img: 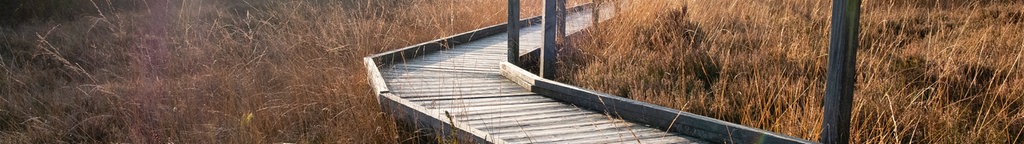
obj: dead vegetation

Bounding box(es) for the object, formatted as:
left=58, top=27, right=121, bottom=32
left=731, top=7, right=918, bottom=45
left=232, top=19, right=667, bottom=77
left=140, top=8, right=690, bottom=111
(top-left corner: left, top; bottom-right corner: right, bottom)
left=566, top=0, right=1023, bottom=143
left=0, top=0, right=559, bottom=143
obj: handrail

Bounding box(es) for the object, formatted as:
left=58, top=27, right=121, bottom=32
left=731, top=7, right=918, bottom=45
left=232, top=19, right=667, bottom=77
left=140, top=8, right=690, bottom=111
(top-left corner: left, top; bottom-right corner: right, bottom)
left=364, top=3, right=594, bottom=143
left=503, top=0, right=862, bottom=143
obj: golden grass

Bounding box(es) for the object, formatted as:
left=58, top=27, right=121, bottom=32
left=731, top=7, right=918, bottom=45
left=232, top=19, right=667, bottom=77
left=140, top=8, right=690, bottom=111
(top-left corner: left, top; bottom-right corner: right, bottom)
left=0, top=0, right=572, bottom=143
left=567, top=0, right=1023, bottom=143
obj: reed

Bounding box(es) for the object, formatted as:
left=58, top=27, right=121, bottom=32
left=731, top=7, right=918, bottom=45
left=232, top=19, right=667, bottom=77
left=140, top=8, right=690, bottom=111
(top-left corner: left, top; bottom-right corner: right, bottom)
left=0, top=0, right=570, bottom=143
left=566, top=0, right=1023, bottom=143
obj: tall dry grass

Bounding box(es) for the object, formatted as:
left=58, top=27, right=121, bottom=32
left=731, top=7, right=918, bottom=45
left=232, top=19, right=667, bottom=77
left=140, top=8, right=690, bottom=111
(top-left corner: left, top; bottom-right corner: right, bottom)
left=566, top=0, right=1023, bottom=143
left=0, top=0, right=559, bottom=143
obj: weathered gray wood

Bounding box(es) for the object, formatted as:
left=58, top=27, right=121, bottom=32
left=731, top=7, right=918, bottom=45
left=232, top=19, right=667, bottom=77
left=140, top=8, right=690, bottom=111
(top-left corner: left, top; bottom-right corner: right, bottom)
left=364, top=57, right=389, bottom=94
left=557, top=0, right=567, bottom=40
left=366, top=3, right=726, bottom=143
left=822, top=0, right=862, bottom=143
left=377, top=93, right=509, bottom=144
left=533, top=78, right=814, bottom=144
left=496, top=59, right=814, bottom=144
left=592, top=0, right=600, bottom=30
left=507, top=0, right=520, bottom=63
left=499, top=62, right=539, bottom=91
left=541, top=0, right=558, bottom=79
left=372, top=16, right=545, bottom=66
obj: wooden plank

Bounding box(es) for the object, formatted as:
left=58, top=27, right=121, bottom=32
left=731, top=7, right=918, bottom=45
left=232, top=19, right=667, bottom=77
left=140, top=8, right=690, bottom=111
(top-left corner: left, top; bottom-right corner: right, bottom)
left=391, top=83, right=520, bottom=91
left=385, top=67, right=499, bottom=75
left=389, top=86, right=527, bottom=95
left=385, top=79, right=511, bottom=86
left=448, top=102, right=572, bottom=117
left=499, top=62, right=539, bottom=91
left=369, top=3, right=733, bottom=144
left=526, top=125, right=663, bottom=143
left=486, top=119, right=616, bottom=136
left=404, top=92, right=538, bottom=102
left=372, top=16, right=545, bottom=66
left=390, top=64, right=499, bottom=72
left=455, top=107, right=579, bottom=122
left=530, top=79, right=814, bottom=144
left=498, top=57, right=814, bottom=143
left=471, top=113, right=604, bottom=130
left=418, top=98, right=557, bottom=110
left=377, top=93, right=508, bottom=143
left=364, top=57, right=389, bottom=94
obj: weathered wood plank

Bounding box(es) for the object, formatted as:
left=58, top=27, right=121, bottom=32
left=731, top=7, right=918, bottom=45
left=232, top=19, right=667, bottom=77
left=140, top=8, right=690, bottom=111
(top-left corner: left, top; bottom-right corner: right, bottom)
left=499, top=62, right=540, bottom=91
left=372, top=16, right=545, bottom=66
left=497, top=62, right=814, bottom=143
left=486, top=119, right=617, bottom=136
left=364, top=57, right=389, bottom=94
left=456, top=107, right=580, bottom=122
left=449, top=103, right=572, bottom=117
left=404, top=92, right=538, bottom=102
left=365, top=3, right=739, bottom=144
left=377, top=93, right=508, bottom=143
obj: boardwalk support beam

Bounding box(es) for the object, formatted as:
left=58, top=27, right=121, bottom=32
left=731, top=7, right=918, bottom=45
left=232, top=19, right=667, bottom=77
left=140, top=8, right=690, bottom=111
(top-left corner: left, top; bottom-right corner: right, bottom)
left=541, top=0, right=565, bottom=79
left=822, top=0, right=861, bottom=143
left=507, top=0, right=519, bottom=63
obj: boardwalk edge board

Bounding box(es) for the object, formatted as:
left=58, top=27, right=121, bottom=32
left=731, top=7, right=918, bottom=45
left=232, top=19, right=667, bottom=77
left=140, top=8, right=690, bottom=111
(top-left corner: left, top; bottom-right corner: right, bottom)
left=368, top=16, right=540, bottom=67
left=497, top=62, right=817, bottom=144
left=370, top=3, right=595, bottom=67
left=378, top=93, right=510, bottom=144
left=363, top=3, right=594, bottom=143
left=364, top=57, right=389, bottom=94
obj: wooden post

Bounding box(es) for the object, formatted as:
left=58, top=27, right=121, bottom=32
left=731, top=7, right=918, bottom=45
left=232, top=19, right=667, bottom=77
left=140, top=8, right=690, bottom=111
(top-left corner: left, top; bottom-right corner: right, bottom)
left=508, top=0, right=520, bottom=63
left=821, top=0, right=861, bottom=143
left=556, top=0, right=567, bottom=40
left=541, top=0, right=559, bottom=79
left=592, top=0, right=599, bottom=30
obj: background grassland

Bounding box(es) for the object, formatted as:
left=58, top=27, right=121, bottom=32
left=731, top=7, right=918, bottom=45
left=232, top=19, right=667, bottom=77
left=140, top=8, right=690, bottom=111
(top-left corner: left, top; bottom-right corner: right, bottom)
left=566, top=0, right=1023, bottom=143
left=0, top=0, right=578, bottom=143
left=2, top=0, right=1021, bottom=143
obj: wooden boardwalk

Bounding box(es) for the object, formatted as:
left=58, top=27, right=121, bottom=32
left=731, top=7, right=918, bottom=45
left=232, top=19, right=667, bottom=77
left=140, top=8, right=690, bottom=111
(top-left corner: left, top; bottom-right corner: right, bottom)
left=365, top=3, right=813, bottom=144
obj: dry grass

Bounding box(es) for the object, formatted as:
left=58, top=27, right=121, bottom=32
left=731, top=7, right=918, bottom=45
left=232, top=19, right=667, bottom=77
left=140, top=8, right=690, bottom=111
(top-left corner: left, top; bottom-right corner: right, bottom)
left=566, top=0, right=1024, bottom=143
left=0, top=0, right=561, bottom=143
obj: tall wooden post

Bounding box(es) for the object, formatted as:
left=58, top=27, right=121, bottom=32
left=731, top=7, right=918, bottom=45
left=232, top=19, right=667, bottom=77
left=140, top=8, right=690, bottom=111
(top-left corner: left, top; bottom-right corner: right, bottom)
left=556, top=0, right=567, bottom=40
left=592, top=0, right=599, bottom=30
left=508, top=0, right=520, bottom=63
left=541, top=0, right=561, bottom=79
left=821, top=0, right=861, bottom=143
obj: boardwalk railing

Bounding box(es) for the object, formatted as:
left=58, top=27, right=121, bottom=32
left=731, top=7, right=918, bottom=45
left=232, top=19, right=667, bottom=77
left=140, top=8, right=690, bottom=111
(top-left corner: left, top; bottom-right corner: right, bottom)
left=364, top=10, right=549, bottom=144
left=500, top=62, right=811, bottom=143
left=363, top=1, right=828, bottom=143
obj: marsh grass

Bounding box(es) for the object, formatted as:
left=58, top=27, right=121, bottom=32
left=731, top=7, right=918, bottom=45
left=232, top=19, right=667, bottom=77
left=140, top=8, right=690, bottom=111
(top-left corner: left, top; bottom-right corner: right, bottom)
left=566, top=0, right=1024, bottom=143
left=0, top=0, right=560, bottom=143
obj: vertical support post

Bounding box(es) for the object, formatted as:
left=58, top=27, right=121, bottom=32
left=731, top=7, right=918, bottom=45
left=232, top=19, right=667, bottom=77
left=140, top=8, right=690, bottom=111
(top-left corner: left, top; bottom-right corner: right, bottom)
left=821, top=0, right=861, bottom=143
left=592, top=0, right=600, bottom=30
left=507, top=0, right=520, bottom=63
left=541, top=0, right=559, bottom=79
left=556, top=0, right=567, bottom=40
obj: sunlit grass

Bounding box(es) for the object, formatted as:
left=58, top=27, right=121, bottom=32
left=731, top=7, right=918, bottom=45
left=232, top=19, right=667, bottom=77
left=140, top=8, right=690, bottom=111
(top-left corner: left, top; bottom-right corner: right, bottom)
left=566, top=0, right=1023, bottom=143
